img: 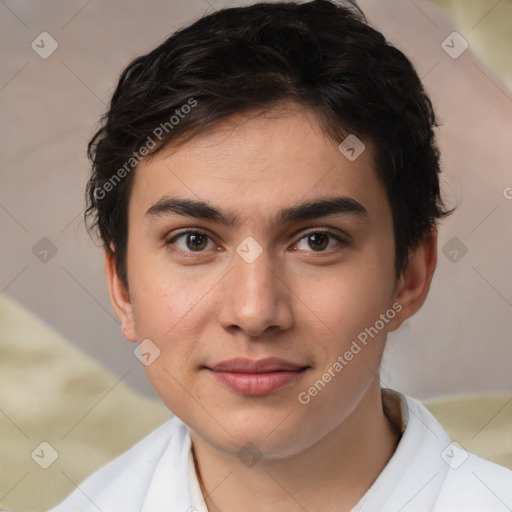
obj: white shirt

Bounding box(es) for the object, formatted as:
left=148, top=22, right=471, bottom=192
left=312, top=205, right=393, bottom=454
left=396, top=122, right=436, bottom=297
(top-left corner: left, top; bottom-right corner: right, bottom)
left=47, top=390, right=512, bottom=512
left=187, top=441, right=369, bottom=511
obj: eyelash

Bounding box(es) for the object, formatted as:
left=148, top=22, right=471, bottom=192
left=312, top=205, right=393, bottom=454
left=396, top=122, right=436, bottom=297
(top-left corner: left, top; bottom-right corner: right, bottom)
left=165, top=228, right=348, bottom=256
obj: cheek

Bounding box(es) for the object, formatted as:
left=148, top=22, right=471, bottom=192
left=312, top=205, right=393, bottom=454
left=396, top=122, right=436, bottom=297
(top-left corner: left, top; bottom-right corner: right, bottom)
left=298, top=255, right=394, bottom=347
left=128, top=266, right=208, bottom=411
left=126, top=269, right=206, bottom=394
left=293, top=263, right=394, bottom=421
left=128, top=245, right=210, bottom=336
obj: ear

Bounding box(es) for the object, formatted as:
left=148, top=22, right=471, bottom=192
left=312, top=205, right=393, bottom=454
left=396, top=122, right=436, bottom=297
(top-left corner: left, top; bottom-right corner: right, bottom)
left=104, top=250, right=137, bottom=342
left=388, top=227, right=437, bottom=332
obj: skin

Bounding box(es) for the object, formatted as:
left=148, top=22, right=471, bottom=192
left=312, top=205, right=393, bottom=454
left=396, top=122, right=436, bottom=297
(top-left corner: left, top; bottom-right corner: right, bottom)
left=105, top=105, right=437, bottom=512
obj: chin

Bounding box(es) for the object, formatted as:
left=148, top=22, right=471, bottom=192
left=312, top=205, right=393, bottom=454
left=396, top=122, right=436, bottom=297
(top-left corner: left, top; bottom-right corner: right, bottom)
left=190, top=409, right=313, bottom=460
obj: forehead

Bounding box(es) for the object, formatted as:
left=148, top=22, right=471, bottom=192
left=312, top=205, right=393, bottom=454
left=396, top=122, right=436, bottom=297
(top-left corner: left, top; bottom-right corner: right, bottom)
left=128, top=108, right=390, bottom=228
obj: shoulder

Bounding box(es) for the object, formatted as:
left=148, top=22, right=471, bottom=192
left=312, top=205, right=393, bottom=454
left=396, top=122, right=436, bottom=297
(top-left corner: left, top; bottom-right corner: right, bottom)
left=47, top=415, right=187, bottom=512
left=402, top=394, right=512, bottom=511
left=433, top=452, right=512, bottom=511
left=382, top=391, right=512, bottom=511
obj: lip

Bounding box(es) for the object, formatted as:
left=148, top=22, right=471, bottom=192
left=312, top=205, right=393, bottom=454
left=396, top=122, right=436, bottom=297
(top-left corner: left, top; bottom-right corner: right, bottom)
left=209, top=357, right=305, bottom=373
left=206, top=357, right=309, bottom=396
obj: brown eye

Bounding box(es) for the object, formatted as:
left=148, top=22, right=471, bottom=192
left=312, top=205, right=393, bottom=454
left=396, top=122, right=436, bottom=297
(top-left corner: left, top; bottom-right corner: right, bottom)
left=186, top=232, right=208, bottom=251
left=166, top=230, right=214, bottom=253
left=294, top=230, right=346, bottom=253
left=308, top=233, right=329, bottom=251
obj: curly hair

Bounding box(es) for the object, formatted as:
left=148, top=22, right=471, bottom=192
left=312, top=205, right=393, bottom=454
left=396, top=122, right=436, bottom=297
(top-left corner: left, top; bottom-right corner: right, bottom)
left=85, top=0, right=452, bottom=288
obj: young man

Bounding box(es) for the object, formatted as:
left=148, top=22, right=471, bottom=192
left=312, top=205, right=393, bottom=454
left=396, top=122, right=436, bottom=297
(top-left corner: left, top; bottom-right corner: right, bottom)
left=49, top=1, right=512, bottom=511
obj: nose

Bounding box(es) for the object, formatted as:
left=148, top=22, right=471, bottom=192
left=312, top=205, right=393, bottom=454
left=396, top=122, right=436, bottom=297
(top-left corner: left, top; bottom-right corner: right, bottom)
left=217, top=245, right=294, bottom=338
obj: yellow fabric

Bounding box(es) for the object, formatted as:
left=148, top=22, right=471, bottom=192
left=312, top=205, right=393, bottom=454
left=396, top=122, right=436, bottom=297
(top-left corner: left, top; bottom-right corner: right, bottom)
left=0, top=294, right=170, bottom=512
left=430, top=0, right=512, bottom=90
left=424, top=393, right=512, bottom=470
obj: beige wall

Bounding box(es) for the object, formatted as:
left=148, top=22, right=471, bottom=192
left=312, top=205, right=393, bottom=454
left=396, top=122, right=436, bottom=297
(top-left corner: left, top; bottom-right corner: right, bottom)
left=1, top=0, right=511, bottom=400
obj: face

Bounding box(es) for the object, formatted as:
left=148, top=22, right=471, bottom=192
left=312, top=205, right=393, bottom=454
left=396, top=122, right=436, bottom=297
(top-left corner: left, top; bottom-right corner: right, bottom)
left=106, top=106, right=433, bottom=460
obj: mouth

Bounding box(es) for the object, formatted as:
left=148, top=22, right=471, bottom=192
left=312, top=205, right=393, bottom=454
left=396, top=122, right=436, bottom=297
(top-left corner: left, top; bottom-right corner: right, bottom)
left=205, top=357, right=310, bottom=396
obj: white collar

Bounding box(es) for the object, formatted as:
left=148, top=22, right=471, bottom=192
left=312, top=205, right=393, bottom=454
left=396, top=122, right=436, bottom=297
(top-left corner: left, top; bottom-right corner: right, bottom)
left=359, top=389, right=451, bottom=511
left=184, top=389, right=437, bottom=512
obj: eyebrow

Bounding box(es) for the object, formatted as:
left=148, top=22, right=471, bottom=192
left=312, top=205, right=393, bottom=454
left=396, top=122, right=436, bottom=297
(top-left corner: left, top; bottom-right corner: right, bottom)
left=145, top=195, right=368, bottom=227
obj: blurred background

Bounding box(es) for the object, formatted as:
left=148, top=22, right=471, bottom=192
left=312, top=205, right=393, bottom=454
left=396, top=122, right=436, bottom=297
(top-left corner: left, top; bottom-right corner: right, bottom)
left=1, top=1, right=512, bottom=510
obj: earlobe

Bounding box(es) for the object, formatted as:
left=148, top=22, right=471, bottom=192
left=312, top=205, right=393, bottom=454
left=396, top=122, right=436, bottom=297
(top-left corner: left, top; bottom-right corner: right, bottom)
left=104, top=250, right=137, bottom=342
left=388, top=228, right=438, bottom=332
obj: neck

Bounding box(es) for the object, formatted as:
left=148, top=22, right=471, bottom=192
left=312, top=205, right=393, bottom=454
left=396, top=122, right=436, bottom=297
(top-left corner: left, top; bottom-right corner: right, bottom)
left=190, top=385, right=400, bottom=512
